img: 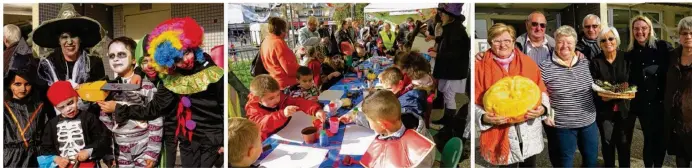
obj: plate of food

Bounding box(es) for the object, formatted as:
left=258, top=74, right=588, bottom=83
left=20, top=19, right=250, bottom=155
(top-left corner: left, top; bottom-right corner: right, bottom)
left=592, top=80, right=637, bottom=99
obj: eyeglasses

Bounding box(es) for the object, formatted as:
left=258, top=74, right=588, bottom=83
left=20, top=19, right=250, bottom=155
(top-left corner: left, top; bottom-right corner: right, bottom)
left=531, top=22, right=546, bottom=28
left=491, top=39, right=513, bottom=45
left=680, top=31, right=692, bottom=38
left=584, top=24, right=599, bottom=29
left=600, top=37, right=616, bottom=43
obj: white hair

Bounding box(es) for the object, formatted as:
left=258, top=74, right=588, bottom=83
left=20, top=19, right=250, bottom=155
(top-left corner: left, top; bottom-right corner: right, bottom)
left=3, top=24, right=21, bottom=46
left=598, top=26, right=621, bottom=48
left=678, top=16, right=692, bottom=34
left=554, top=25, right=578, bottom=44
left=582, top=14, right=601, bottom=27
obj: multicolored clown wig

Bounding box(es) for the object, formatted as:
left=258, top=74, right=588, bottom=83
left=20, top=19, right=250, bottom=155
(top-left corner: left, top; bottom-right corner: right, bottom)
left=147, top=17, right=205, bottom=75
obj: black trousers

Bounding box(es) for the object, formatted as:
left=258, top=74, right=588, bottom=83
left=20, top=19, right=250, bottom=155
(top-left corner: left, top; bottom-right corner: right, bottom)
left=179, top=139, right=223, bottom=168
left=638, top=108, right=667, bottom=167
left=598, top=114, right=636, bottom=167
left=160, top=135, right=178, bottom=168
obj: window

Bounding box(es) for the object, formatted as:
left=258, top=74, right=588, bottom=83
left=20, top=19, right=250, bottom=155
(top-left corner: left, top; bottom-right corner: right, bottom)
left=609, top=8, right=662, bottom=49
left=676, top=14, right=688, bottom=26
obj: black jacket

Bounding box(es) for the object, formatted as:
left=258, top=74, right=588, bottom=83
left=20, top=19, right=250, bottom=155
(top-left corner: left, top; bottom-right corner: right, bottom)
left=40, top=110, right=110, bottom=160
left=627, top=40, right=672, bottom=113
left=433, top=16, right=470, bottom=80
left=663, top=47, right=692, bottom=155
left=590, top=51, right=632, bottom=120
left=576, top=35, right=602, bottom=61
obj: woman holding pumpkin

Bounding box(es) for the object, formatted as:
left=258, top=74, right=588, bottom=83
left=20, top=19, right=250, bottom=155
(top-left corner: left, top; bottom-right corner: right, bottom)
left=539, top=25, right=599, bottom=167
left=590, top=26, right=635, bottom=167
left=474, top=23, right=551, bottom=167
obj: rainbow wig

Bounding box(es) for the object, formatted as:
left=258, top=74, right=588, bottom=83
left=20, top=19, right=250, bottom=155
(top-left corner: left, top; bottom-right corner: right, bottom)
left=147, top=17, right=205, bottom=75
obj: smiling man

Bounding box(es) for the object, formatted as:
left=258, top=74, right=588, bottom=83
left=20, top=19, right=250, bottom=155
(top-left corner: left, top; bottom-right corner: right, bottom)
left=576, top=14, right=603, bottom=60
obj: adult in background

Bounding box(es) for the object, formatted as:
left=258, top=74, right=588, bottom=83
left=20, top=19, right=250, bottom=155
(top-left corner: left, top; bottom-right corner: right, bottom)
left=540, top=25, right=598, bottom=167
left=429, top=3, right=471, bottom=127
left=4, top=24, right=33, bottom=75
left=625, top=15, right=673, bottom=167
left=261, top=17, right=300, bottom=89
left=336, top=19, right=354, bottom=52
left=590, top=26, right=634, bottom=167
left=379, top=23, right=397, bottom=55
left=665, top=16, right=692, bottom=167
left=298, top=16, right=320, bottom=47
left=576, top=14, right=603, bottom=61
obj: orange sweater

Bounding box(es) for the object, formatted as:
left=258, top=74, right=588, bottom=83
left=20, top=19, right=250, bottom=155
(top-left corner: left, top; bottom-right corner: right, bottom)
left=261, top=34, right=299, bottom=89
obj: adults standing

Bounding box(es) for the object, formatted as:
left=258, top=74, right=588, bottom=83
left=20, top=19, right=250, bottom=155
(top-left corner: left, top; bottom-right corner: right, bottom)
left=336, top=20, right=354, bottom=51
left=4, top=24, right=33, bottom=76
left=576, top=14, right=603, bottom=60
left=429, top=3, right=470, bottom=126
left=540, top=25, right=599, bottom=167
left=379, top=23, right=397, bottom=54
left=261, top=17, right=300, bottom=89
left=590, top=26, right=635, bottom=167
left=397, top=17, right=415, bottom=46
left=665, top=16, right=692, bottom=167
left=351, top=20, right=361, bottom=42
left=625, top=15, right=673, bottom=167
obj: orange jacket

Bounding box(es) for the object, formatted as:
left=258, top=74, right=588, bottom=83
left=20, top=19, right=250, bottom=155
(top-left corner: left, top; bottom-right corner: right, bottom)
left=474, top=48, right=546, bottom=106
left=261, top=34, right=299, bottom=89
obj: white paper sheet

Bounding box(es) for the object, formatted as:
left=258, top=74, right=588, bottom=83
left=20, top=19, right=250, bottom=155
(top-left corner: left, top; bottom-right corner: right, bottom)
left=339, top=124, right=377, bottom=155
left=318, top=90, right=344, bottom=101
left=270, top=112, right=313, bottom=143
left=259, top=144, right=329, bottom=168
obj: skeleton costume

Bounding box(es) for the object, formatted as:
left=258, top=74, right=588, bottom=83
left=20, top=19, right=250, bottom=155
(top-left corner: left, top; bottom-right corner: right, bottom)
left=147, top=18, right=224, bottom=167
left=99, top=39, right=163, bottom=167
left=39, top=81, right=110, bottom=167
left=31, top=4, right=106, bottom=115
left=4, top=67, right=54, bottom=167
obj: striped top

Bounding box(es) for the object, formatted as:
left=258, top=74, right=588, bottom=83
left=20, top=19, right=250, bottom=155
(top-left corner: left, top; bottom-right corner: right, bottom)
left=540, top=57, right=597, bottom=128
left=525, top=37, right=552, bottom=65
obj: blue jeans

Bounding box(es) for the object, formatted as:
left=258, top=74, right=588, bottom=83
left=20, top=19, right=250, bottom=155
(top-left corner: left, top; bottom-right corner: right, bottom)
left=551, top=122, right=599, bottom=167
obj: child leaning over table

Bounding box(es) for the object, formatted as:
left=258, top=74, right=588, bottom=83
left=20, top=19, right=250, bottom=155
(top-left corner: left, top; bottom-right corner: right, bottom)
left=228, top=117, right=263, bottom=168
left=39, top=81, right=110, bottom=168
left=245, top=75, right=327, bottom=141
left=356, top=90, right=435, bottom=168
left=320, top=54, right=346, bottom=91
left=283, top=66, right=320, bottom=101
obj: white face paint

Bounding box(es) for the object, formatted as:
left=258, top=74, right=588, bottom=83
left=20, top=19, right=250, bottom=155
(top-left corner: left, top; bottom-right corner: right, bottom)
left=108, top=42, right=133, bottom=75
left=56, top=98, right=78, bottom=118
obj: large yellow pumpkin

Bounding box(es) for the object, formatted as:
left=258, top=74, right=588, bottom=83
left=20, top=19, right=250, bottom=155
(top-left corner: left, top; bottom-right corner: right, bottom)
left=483, top=76, right=541, bottom=118
left=76, top=81, right=108, bottom=102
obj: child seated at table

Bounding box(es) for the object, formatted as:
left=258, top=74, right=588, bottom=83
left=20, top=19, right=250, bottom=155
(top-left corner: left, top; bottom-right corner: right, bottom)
left=304, top=47, right=323, bottom=86
left=228, top=117, right=263, bottom=168
left=358, top=90, right=435, bottom=168
left=39, top=81, right=110, bottom=168
left=284, top=67, right=320, bottom=101
left=245, top=75, right=326, bottom=141
left=351, top=44, right=371, bottom=68
left=320, top=54, right=346, bottom=91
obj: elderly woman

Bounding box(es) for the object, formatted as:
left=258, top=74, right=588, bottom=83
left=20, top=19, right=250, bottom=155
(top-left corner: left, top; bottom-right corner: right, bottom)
left=475, top=23, right=550, bottom=167
left=539, top=25, right=598, bottom=167
left=590, top=26, right=634, bottom=167
left=665, top=16, right=692, bottom=167
left=624, top=15, right=674, bottom=167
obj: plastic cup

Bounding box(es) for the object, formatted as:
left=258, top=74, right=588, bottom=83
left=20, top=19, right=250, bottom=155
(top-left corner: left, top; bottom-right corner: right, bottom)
left=357, top=71, right=362, bottom=79
left=329, top=117, right=339, bottom=134
left=301, top=126, right=318, bottom=144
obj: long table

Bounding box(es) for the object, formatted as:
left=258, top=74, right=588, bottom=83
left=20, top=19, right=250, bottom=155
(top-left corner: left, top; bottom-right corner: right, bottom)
left=257, top=56, right=392, bottom=167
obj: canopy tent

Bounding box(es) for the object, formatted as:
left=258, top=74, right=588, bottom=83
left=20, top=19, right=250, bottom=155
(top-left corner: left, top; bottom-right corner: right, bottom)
left=363, top=3, right=438, bottom=13
left=227, top=3, right=280, bottom=24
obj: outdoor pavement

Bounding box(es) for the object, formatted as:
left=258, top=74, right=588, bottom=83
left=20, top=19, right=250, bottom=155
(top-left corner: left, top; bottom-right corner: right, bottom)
left=474, top=119, right=678, bottom=167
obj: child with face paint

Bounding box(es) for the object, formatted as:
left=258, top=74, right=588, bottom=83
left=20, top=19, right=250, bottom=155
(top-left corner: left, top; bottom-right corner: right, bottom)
left=39, top=81, right=110, bottom=168
left=96, top=36, right=164, bottom=168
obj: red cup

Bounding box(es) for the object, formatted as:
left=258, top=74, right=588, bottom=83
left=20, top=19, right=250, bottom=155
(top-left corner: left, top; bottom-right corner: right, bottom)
left=301, top=126, right=318, bottom=144
left=329, top=117, right=339, bottom=133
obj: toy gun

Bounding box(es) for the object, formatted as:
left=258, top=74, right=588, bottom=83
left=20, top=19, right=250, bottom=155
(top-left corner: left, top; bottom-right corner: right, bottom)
left=76, top=81, right=141, bottom=102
